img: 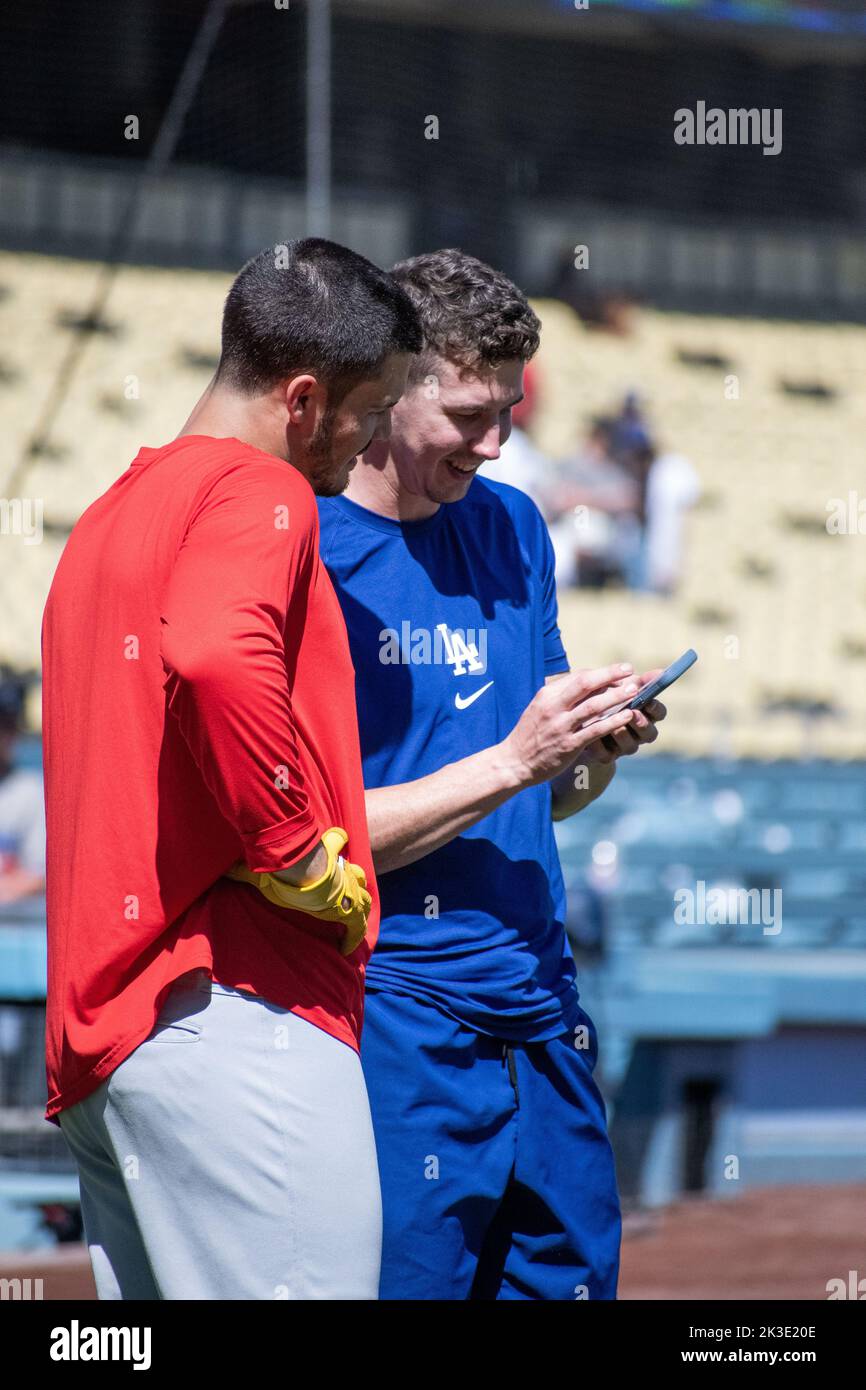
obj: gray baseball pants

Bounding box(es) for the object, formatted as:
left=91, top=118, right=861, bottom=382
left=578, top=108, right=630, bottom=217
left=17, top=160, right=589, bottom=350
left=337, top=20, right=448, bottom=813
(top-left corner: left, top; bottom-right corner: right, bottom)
left=57, top=968, right=382, bottom=1300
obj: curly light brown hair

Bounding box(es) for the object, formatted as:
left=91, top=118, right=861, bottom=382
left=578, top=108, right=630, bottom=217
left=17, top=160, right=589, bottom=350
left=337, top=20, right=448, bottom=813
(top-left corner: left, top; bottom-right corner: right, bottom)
left=390, top=248, right=540, bottom=383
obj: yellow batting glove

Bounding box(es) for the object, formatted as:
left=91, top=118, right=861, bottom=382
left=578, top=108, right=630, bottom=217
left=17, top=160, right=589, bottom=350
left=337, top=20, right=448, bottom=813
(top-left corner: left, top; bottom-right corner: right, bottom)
left=225, top=827, right=371, bottom=956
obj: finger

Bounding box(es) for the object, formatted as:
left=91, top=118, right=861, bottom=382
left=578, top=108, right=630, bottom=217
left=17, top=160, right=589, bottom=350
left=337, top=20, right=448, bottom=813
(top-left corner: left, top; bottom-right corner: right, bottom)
left=623, top=694, right=668, bottom=730
left=609, top=726, right=643, bottom=756
left=626, top=707, right=654, bottom=733
left=633, top=720, right=659, bottom=746
left=600, top=703, right=661, bottom=754
left=554, top=663, right=634, bottom=708
left=639, top=706, right=667, bottom=728
left=573, top=682, right=639, bottom=727
left=614, top=707, right=659, bottom=745
left=574, top=707, right=636, bottom=749
left=641, top=698, right=667, bottom=722
left=580, top=736, right=616, bottom=764
left=605, top=676, right=641, bottom=702
left=347, top=859, right=367, bottom=888
left=621, top=669, right=664, bottom=709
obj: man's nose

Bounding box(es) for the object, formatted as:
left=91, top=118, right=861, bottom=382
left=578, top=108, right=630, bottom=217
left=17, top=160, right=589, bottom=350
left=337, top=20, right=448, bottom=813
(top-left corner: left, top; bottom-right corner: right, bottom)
left=471, top=422, right=503, bottom=461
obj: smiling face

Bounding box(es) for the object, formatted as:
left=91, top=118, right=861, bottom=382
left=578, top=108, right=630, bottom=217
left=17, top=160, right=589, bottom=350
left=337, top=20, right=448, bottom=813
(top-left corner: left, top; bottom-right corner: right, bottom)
left=304, top=351, right=411, bottom=497
left=380, top=355, right=525, bottom=510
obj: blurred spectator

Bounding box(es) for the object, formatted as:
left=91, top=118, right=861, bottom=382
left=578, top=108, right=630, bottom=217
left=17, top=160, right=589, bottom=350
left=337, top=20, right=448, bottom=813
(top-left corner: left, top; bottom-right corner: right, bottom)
left=484, top=368, right=642, bottom=587
left=564, top=418, right=643, bottom=587
left=0, top=668, right=45, bottom=905
left=641, top=447, right=701, bottom=594
left=486, top=376, right=698, bottom=595
left=527, top=415, right=641, bottom=588
left=610, top=390, right=651, bottom=456
left=605, top=394, right=701, bottom=595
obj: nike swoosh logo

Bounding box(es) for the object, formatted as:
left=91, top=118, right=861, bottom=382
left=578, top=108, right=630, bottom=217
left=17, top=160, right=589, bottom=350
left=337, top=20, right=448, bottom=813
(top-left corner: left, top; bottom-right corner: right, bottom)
left=454, top=682, right=494, bottom=710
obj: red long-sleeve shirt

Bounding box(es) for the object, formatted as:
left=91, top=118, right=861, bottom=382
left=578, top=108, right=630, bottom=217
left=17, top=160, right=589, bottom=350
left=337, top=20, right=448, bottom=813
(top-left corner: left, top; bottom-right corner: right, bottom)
left=41, top=435, right=378, bottom=1125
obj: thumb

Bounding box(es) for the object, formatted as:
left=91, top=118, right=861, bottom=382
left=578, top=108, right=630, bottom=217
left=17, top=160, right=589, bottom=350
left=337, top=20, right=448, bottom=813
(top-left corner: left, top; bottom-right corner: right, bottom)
left=321, top=827, right=349, bottom=860
left=345, top=859, right=367, bottom=890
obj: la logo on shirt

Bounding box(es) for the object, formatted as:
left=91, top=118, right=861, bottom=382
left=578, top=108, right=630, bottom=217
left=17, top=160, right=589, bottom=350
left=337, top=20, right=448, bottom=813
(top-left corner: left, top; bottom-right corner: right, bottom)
left=435, top=623, right=486, bottom=676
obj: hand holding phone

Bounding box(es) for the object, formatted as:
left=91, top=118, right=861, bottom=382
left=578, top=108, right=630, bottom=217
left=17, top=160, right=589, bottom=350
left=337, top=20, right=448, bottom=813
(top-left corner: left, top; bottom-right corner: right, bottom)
left=583, top=648, right=698, bottom=729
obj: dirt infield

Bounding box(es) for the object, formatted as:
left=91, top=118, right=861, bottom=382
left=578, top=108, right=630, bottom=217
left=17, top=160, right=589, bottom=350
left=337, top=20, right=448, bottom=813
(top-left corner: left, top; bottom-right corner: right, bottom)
left=0, top=1245, right=95, bottom=1300
left=619, top=1184, right=866, bottom=1301
left=2, top=1183, right=863, bottom=1300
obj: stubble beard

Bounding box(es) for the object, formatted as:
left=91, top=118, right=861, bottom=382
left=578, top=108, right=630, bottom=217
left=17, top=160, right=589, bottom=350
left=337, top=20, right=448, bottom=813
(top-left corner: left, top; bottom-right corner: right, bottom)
left=304, top=405, right=349, bottom=498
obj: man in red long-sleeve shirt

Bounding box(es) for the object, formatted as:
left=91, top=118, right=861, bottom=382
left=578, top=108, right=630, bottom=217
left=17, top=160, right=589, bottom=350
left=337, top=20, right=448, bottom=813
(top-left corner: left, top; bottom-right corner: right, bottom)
left=41, top=238, right=421, bottom=1300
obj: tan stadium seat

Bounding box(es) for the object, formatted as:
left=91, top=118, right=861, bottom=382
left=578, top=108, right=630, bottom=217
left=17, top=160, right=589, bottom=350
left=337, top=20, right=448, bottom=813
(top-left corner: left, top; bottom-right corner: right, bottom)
left=0, top=250, right=864, bottom=758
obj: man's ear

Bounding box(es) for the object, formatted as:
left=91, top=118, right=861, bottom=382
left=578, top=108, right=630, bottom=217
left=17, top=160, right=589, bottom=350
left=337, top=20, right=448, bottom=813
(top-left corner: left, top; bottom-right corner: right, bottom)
left=284, top=373, right=319, bottom=425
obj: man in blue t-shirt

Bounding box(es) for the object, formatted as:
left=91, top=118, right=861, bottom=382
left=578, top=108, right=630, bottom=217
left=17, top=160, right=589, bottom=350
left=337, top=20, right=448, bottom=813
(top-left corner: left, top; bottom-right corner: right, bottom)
left=318, top=250, right=667, bottom=1300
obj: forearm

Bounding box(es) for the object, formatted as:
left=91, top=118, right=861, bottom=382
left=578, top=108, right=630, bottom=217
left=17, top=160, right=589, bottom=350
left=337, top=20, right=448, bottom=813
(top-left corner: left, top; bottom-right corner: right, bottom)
left=159, top=467, right=327, bottom=876
left=271, top=840, right=328, bottom=886
left=550, top=755, right=616, bottom=821
left=162, top=641, right=324, bottom=873
left=367, top=664, right=646, bottom=874
left=366, top=742, right=527, bottom=876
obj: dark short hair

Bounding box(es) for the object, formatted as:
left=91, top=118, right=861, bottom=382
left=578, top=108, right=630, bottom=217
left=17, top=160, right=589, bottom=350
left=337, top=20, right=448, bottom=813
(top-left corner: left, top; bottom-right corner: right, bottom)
left=390, top=248, right=540, bottom=382
left=216, top=238, right=422, bottom=398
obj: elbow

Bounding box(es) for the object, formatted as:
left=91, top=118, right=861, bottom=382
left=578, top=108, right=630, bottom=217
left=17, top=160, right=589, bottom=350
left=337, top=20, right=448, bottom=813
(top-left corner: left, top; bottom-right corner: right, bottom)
left=160, top=626, right=235, bottom=690
left=371, top=847, right=402, bottom=877
left=160, top=623, right=193, bottom=686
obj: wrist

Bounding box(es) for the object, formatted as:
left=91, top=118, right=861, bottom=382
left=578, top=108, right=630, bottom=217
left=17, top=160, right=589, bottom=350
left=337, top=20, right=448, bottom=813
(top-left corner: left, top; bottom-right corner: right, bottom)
left=490, top=737, right=535, bottom=794
left=271, top=839, right=330, bottom=888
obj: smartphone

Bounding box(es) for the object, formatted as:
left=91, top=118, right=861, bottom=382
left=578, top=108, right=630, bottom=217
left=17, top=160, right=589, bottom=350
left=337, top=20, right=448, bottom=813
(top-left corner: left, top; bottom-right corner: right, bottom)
left=586, top=648, right=698, bottom=726
left=625, top=648, right=698, bottom=712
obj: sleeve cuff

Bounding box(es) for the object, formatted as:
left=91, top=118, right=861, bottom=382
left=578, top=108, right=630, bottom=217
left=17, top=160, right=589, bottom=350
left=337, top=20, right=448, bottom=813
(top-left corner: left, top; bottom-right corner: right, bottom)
left=544, top=656, right=571, bottom=677
left=240, top=816, right=326, bottom=876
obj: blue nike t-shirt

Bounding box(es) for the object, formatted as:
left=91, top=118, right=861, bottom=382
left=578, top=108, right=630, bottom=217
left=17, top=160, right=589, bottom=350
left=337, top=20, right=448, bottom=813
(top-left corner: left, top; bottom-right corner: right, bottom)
left=318, top=477, right=582, bottom=1042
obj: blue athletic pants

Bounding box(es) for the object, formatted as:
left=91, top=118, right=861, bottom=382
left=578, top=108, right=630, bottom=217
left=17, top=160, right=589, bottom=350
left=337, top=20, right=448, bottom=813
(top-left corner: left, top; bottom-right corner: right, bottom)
left=361, top=987, right=622, bottom=1300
